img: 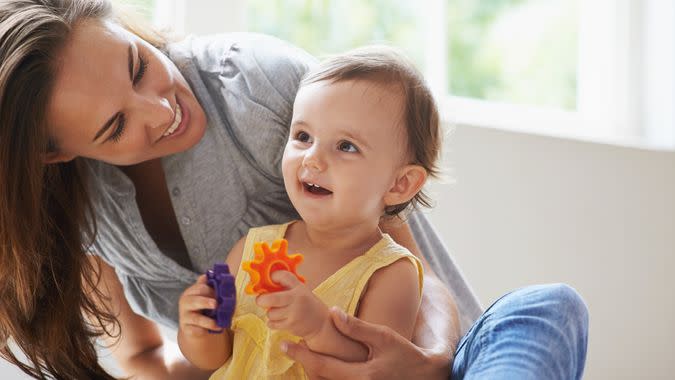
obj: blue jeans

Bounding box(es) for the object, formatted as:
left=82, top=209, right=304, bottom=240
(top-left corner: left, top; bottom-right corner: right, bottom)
left=451, top=284, right=589, bottom=380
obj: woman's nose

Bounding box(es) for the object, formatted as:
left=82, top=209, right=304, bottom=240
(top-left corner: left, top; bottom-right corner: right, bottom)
left=302, top=145, right=326, bottom=172
left=137, top=94, right=174, bottom=131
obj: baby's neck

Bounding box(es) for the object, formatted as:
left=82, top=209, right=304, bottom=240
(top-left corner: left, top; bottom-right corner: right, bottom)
left=290, top=220, right=383, bottom=256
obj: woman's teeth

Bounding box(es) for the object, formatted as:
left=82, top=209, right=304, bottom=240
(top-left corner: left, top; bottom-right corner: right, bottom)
left=163, top=104, right=182, bottom=136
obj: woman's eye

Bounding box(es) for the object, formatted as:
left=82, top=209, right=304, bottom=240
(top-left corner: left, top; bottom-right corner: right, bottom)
left=133, top=53, right=148, bottom=86
left=295, top=131, right=312, bottom=143
left=338, top=141, right=359, bottom=153
left=108, top=114, right=126, bottom=143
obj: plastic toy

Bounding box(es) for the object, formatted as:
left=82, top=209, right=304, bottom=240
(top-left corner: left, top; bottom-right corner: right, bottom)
left=203, top=263, right=236, bottom=330
left=242, top=239, right=305, bottom=295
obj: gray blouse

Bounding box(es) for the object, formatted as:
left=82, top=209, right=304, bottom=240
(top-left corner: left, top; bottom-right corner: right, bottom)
left=86, top=33, right=482, bottom=334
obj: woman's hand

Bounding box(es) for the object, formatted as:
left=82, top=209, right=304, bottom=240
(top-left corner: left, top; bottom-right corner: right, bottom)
left=256, top=271, right=330, bottom=339
left=282, top=307, right=451, bottom=380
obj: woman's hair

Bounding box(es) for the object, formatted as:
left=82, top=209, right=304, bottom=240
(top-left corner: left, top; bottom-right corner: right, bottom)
left=0, top=1, right=164, bottom=378
left=301, top=46, right=442, bottom=216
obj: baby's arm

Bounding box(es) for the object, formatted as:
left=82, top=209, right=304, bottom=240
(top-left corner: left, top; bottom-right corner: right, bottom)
left=354, top=258, right=422, bottom=340
left=259, top=257, right=421, bottom=362
left=177, top=237, right=246, bottom=370
left=312, top=258, right=421, bottom=354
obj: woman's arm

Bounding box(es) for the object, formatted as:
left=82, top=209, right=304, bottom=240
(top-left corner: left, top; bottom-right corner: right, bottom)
left=88, top=256, right=211, bottom=380
left=380, top=219, right=460, bottom=355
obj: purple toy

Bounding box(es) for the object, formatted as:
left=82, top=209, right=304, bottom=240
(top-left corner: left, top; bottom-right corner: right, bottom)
left=203, top=263, right=236, bottom=332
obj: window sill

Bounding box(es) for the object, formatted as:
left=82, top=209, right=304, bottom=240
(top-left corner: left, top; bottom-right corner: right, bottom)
left=439, top=96, right=675, bottom=152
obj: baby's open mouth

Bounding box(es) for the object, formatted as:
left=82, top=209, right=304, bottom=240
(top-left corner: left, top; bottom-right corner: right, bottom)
left=303, top=182, right=333, bottom=195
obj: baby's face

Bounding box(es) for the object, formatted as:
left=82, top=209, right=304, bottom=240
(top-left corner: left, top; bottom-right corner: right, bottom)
left=282, top=79, right=409, bottom=228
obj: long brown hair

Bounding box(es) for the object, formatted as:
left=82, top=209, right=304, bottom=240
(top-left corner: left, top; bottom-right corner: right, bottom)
left=301, top=46, right=442, bottom=216
left=0, top=1, right=163, bottom=378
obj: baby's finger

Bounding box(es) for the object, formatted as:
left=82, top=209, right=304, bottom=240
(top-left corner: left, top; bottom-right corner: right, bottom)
left=271, top=271, right=301, bottom=289
left=184, top=295, right=218, bottom=312
left=182, top=323, right=222, bottom=337
left=267, top=318, right=287, bottom=330
left=266, top=305, right=289, bottom=322
left=196, top=274, right=208, bottom=284
left=185, top=311, right=222, bottom=331
left=256, top=291, right=293, bottom=309
left=184, top=283, right=215, bottom=297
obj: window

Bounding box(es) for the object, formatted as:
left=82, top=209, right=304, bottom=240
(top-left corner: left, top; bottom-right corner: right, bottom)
left=446, top=0, right=577, bottom=111
left=115, top=0, right=156, bottom=20
left=147, top=0, right=675, bottom=149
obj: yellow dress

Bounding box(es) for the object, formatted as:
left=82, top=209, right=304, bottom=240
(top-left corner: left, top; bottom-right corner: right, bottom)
left=209, top=221, right=424, bottom=380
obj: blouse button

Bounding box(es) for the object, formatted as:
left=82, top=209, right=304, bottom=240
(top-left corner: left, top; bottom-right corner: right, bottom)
left=181, top=216, right=192, bottom=225
left=172, top=187, right=181, bottom=196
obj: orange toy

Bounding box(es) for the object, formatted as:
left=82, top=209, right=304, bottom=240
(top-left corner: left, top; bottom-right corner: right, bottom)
left=242, top=239, right=305, bottom=295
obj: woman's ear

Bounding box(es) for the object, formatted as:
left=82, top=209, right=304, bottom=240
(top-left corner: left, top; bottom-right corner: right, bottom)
left=383, top=165, right=427, bottom=207
left=43, top=151, right=76, bottom=164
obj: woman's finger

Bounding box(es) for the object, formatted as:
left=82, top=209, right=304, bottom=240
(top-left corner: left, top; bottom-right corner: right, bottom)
left=282, top=340, right=366, bottom=379
left=329, top=307, right=394, bottom=349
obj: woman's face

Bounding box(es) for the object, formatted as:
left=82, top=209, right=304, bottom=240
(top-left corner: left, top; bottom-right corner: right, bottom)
left=46, top=19, right=207, bottom=166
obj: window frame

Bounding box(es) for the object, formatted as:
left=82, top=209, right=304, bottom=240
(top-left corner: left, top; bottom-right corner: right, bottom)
left=155, top=0, right=675, bottom=150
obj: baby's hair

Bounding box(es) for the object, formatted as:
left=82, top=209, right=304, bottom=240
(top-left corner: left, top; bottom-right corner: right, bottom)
left=301, top=46, right=441, bottom=216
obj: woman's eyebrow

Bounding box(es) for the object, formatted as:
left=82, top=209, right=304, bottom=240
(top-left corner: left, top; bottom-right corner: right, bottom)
left=127, top=43, right=134, bottom=81
left=92, top=44, right=133, bottom=142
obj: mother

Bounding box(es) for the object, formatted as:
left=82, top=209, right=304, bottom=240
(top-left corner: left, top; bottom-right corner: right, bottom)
left=0, top=1, right=588, bottom=379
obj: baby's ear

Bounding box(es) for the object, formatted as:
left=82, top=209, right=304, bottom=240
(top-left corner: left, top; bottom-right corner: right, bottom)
left=383, top=165, right=427, bottom=207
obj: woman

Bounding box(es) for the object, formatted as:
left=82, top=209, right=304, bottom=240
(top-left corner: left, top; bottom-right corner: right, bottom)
left=0, top=1, right=588, bottom=379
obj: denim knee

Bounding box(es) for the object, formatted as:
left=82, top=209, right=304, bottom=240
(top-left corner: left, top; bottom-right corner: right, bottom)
left=493, top=283, right=589, bottom=348
left=452, top=283, right=590, bottom=380
left=491, top=283, right=590, bottom=379
left=544, top=283, right=589, bottom=333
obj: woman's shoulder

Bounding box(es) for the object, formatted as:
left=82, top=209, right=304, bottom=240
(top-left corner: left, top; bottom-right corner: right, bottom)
left=167, top=32, right=317, bottom=85
left=167, top=33, right=317, bottom=181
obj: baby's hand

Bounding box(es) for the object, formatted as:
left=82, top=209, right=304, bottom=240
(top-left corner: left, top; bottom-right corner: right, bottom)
left=178, top=274, right=222, bottom=337
left=256, top=271, right=329, bottom=339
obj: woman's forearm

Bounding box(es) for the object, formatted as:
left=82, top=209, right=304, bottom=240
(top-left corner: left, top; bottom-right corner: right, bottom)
left=380, top=219, right=460, bottom=359
left=414, top=275, right=460, bottom=358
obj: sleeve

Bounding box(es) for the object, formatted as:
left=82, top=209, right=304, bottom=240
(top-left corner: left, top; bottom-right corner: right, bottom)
left=204, top=33, right=318, bottom=182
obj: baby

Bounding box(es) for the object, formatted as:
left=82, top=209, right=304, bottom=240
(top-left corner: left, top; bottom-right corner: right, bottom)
left=178, top=45, right=441, bottom=379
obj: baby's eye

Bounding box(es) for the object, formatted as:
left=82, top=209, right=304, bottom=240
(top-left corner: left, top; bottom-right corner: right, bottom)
left=338, top=141, right=359, bottom=153
left=295, top=131, right=312, bottom=143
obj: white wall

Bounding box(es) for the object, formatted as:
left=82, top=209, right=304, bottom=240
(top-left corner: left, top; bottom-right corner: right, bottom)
left=426, top=123, right=675, bottom=380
